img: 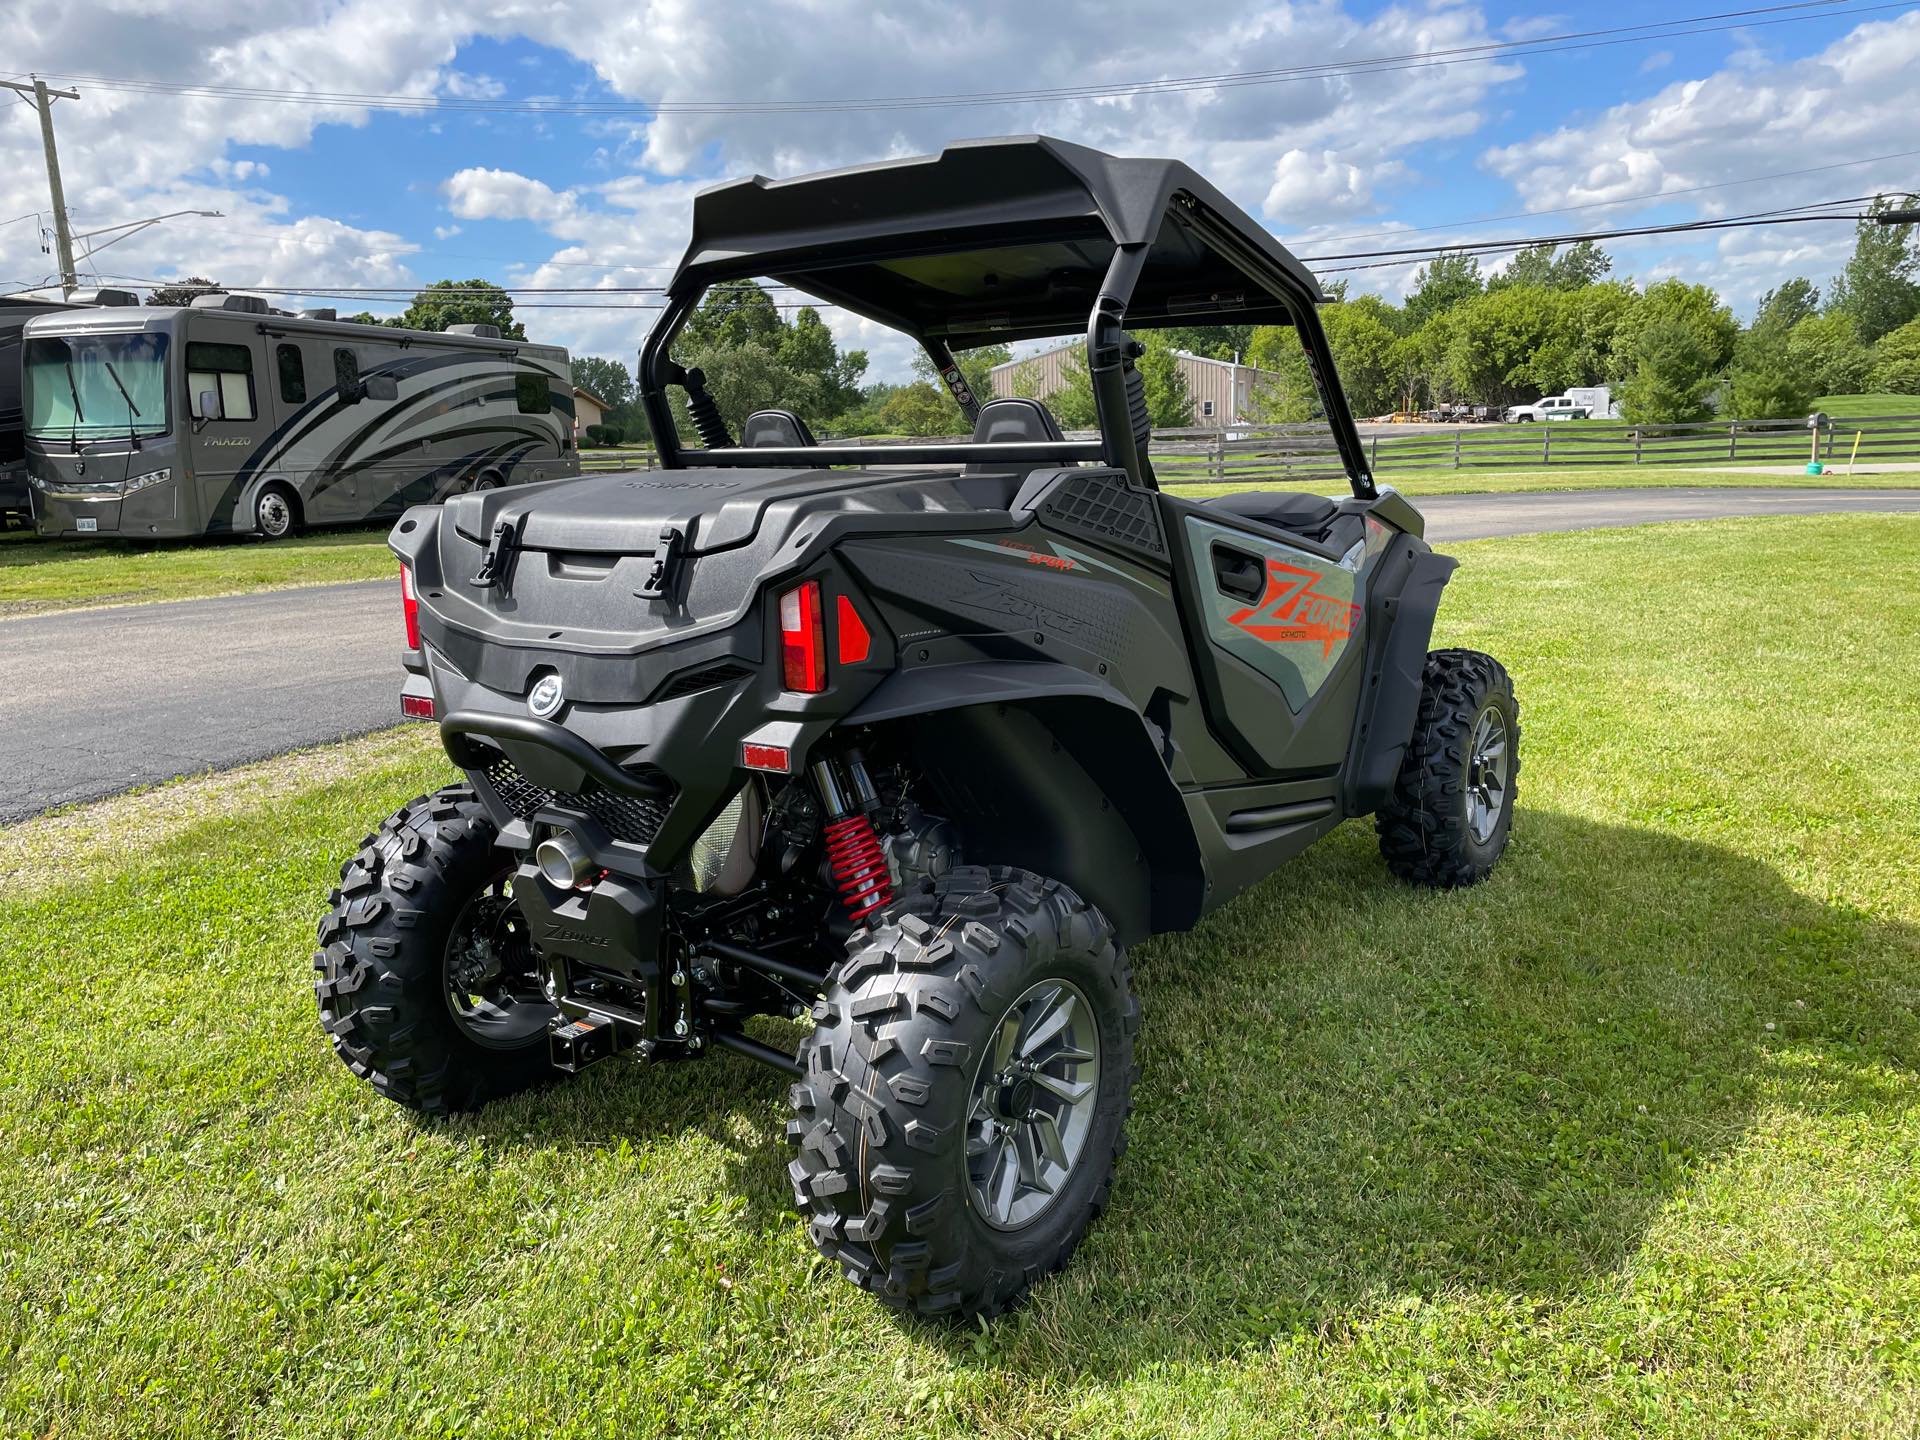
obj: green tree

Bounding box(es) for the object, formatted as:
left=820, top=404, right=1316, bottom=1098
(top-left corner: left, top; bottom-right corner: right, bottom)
left=672, top=342, right=816, bottom=437
left=1244, top=325, right=1318, bottom=422
left=1727, top=324, right=1815, bottom=419
left=1133, top=333, right=1192, bottom=427
left=1755, top=278, right=1821, bottom=332
left=1319, top=295, right=1406, bottom=416
left=1489, top=240, right=1611, bottom=292
left=1435, top=285, right=1571, bottom=406
left=1826, top=198, right=1920, bottom=344
left=391, top=278, right=525, bottom=339
left=569, top=356, right=634, bottom=410
left=1785, top=314, right=1872, bottom=397
left=1618, top=317, right=1724, bottom=423
left=1403, top=253, right=1483, bottom=327
left=1031, top=347, right=1100, bottom=430
left=780, top=307, right=868, bottom=415
left=143, top=277, right=221, bottom=307
left=875, top=381, right=954, bottom=437
left=678, top=280, right=784, bottom=351
left=670, top=281, right=869, bottom=431
left=1871, top=317, right=1920, bottom=393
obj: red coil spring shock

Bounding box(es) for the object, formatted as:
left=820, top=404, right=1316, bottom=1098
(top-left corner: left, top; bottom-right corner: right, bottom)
left=824, top=813, right=892, bottom=923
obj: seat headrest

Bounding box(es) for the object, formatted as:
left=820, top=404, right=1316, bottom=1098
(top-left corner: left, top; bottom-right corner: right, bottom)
left=971, top=397, right=1065, bottom=445
left=741, top=408, right=817, bottom=448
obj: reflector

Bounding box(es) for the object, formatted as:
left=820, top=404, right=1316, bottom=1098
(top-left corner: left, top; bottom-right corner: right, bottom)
left=836, top=593, right=871, bottom=665
left=400, top=694, right=435, bottom=720
left=741, top=742, right=791, bottom=773
left=400, top=564, right=421, bottom=651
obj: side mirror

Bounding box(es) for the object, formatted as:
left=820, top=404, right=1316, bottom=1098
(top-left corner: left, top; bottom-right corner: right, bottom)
left=194, top=388, right=223, bottom=431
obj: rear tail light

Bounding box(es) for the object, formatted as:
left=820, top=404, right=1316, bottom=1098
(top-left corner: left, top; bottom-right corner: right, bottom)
left=779, top=580, right=826, bottom=693
left=400, top=564, right=421, bottom=650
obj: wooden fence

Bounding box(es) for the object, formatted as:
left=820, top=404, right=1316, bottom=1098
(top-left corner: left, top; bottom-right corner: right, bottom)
left=577, top=412, right=1920, bottom=485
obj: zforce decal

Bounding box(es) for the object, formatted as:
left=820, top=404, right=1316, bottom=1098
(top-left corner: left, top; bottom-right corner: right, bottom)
left=1227, top=560, right=1362, bottom=658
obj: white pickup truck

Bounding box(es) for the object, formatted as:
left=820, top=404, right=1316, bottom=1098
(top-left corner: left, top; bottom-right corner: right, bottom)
left=1505, top=385, right=1617, bottom=423
left=1505, top=394, right=1591, bottom=423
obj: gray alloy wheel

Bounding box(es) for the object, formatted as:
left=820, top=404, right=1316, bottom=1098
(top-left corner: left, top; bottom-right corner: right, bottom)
left=964, top=979, right=1103, bottom=1231
left=255, top=485, right=297, bottom=539
left=442, top=871, right=550, bottom=1049
left=1465, top=705, right=1512, bottom=845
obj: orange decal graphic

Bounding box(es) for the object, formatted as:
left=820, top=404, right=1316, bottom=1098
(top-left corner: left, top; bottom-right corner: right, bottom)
left=1227, top=561, right=1360, bottom=658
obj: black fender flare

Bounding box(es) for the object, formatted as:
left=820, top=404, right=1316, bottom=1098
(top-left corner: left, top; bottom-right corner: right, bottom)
left=1345, top=548, right=1457, bottom=813
left=846, top=661, right=1204, bottom=944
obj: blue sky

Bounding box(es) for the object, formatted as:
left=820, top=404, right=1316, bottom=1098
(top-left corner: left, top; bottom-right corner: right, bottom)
left=4, top=0, right=1916, bottom=378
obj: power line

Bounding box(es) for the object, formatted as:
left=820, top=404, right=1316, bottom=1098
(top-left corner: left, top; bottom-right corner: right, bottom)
left=1313, top=211, right=1875, bottom=275
left=30, top=2, right=1908, bottom=118
left=1302, top=148, right=1920, bottom=247
left=1300, top=195, right=1881, bottom=262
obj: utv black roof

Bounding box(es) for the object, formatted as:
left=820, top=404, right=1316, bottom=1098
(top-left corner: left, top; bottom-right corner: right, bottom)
left=675, top=135, right=1327, bottom=350
left=639, top=135, right=1372, bottom=496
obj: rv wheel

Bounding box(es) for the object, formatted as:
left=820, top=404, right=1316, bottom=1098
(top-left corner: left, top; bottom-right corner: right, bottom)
left=473, top=471, right=504, bottom=492
left=255, top=483, right=302, bottom=539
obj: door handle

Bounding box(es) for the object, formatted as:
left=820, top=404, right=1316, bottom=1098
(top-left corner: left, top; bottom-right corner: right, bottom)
left=1212, top=544, right=1264, bottom=602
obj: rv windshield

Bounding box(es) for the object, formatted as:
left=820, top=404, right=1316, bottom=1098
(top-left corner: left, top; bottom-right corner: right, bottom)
left=23, top=332, right=171, bottom=440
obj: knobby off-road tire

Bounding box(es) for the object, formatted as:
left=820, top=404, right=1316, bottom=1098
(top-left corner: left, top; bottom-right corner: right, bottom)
left=788, top=865, right=1139, bottom=1320
left=313, top=784, right=555, bottom=1114
left=1377, top=648, right=1520, bottom=887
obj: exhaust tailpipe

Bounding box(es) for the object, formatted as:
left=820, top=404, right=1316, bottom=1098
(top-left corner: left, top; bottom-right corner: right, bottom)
left=534, top=831, right=593, bottom=888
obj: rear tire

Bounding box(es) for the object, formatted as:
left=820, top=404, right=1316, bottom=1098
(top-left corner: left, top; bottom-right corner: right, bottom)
left=313, top=784, right=556, bottom=1114
left=1377, top=648, right=1519, bottom=887
left=255, top=483, right=301, bottom=539
left=788, top=865, right=1138, bottom=1320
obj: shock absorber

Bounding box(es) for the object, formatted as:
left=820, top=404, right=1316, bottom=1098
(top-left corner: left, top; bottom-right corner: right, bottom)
left=812, top=756, right=893, bottom=924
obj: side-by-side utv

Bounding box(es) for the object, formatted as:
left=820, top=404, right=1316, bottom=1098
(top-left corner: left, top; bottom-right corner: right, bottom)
left=313, top=136, right=1519, bottom=1320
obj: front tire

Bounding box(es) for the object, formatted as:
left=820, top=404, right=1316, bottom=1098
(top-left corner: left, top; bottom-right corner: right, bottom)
left=788, top=866, right=1138, bottom=1320
left=313, top=784, right=556, bottom=1114
left=1377, top=648, right=1520, bottom=887
left=255, top=483, right=301, bottom=539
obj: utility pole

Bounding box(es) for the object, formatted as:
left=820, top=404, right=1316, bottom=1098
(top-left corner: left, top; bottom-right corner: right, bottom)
left=2, top=77, right=81, bottom=296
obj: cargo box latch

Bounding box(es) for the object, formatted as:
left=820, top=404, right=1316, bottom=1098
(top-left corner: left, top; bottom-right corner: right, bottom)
left=469, top=516, right=523, bottom=590
left=635, top=526, right=684, bottom=600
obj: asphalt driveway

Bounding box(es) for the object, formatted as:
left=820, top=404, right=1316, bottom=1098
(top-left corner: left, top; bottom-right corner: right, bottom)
left=4, top=485, right=1917, bottom=822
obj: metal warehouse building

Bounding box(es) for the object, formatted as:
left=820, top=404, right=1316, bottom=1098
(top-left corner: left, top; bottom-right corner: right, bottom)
left=988, top=342, right=1279, bottom=426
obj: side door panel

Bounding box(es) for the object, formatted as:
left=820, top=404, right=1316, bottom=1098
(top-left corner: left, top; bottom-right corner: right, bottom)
left=1162, top=497, right=1375, bottom=777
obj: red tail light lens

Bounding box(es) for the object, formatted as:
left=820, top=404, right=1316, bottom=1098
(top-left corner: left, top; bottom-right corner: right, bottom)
left=400, top=564, right=421, bottom=650
left=779, top=580, right=825, bottom=693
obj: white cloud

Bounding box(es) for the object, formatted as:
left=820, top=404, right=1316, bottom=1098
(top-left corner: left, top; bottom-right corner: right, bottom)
left=1639, top=49, right=1673, bottom=74
left=444, top=168, right=577, bottom=224
left=433, top=223, right=463, bottom=239
left=1479, top=10, right=1920, bottom=313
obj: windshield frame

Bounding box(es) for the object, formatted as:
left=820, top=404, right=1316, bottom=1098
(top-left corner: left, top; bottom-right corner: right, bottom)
left=23, top=329, right=173, bottom=443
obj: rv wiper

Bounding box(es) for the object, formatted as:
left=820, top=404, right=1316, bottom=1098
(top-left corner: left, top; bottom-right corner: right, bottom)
left=103, top=360, right=143, bottom=451
left=103, top=361, right=141, bottom=418
left=62, top=355, right=85, bottom=437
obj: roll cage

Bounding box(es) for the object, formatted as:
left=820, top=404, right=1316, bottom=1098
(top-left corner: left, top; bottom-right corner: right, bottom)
left=635, top=135, right=1376, bottom=499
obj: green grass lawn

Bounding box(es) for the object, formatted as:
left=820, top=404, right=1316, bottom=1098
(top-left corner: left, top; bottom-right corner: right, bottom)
left=1816, top=393, right=1920, bottom=419
left=5, top=513, right=1918, bottom=1437
left=1165, top=464, right=1920, bottom=499
left=0, top=524, right=396, bottom=618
